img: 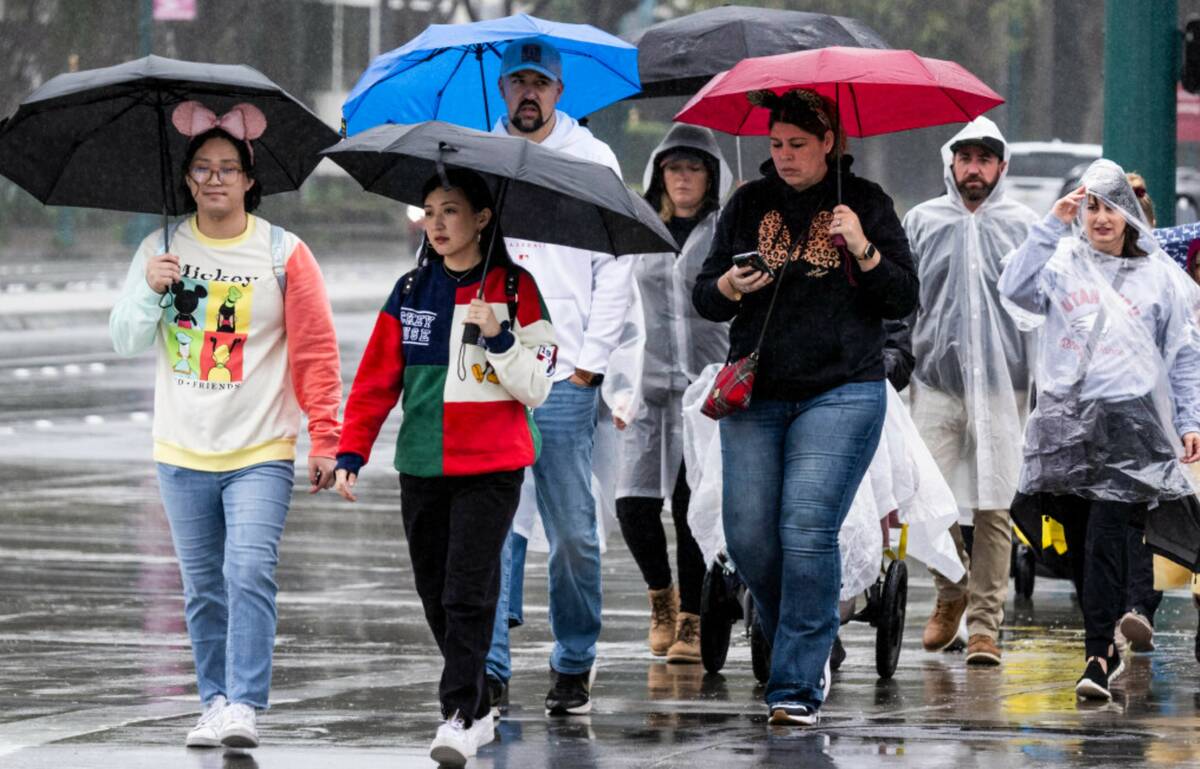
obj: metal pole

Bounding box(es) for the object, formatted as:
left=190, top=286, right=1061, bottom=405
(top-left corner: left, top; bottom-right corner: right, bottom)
left=138, top=0, right=153, bottom=56
left=1103, top=0, right=1177, bottom=226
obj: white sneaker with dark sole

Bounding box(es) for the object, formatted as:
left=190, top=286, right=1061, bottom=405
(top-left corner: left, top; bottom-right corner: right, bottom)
left=430, top=712, right=473, bottom=767
left=218, top=703, right=259, bottom=748
left=768, top=702, right=819, bottom=726
left=1117, top=611, right=1155, bottom=653
left=185, top=695, right=227, bottom=748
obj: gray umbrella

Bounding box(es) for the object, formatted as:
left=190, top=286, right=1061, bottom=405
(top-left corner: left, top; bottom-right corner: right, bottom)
left=0, top=55, right=336, bottom=245
left=323, top=120, right=675, bottom=343
left=322, top=121, right=676, bottom=257
left=626, top=5, right=889, bottom=99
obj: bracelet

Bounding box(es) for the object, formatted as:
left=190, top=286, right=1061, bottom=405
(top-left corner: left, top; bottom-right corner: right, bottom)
left=856, top=243, right=878, bottom=261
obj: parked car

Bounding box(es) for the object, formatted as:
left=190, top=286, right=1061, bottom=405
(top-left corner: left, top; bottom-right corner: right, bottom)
left=1005, top=140, right=1101, bottom=216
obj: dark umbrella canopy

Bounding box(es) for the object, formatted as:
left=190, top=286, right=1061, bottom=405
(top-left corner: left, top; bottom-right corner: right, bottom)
left=0, top=55, right=336, bottom=216
left=322, top=121, right=676, bottom=256
left=627, top=5, right=889, bottom=98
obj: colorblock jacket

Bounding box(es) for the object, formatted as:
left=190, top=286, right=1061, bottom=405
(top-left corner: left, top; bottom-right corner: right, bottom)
left=336, top=260, right=556, bottom=478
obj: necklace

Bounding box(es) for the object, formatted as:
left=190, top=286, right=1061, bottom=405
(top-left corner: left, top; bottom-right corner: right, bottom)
left=442, top=261, right=478, bottom=283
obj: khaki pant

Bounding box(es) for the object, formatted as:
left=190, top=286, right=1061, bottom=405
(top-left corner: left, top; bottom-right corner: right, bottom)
left=932, top=509, right=1011, bottom=639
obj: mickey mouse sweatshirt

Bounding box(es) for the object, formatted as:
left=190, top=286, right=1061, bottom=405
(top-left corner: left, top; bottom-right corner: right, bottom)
left=109, top=215, right=343, bottom=471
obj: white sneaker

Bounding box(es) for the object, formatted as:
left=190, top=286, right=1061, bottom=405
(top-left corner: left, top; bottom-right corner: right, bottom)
left=218, top=702, right=259, bottom=748
left=185, top=695, right=227, bottom=748
left=430, top=711, right=474, bottom=767
left=469, top=711, right=495, bottom=751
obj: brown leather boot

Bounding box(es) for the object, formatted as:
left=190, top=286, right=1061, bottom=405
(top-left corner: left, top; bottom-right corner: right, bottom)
left=965, top=634, right=1002, bottom=665
left=666, top=612, right=701, bottom=664
left=648, top=586, right=679, bottom=656
left=922, top=595, right=968, bottom=652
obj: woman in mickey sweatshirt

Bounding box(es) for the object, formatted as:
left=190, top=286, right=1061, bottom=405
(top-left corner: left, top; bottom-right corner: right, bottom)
left=334, top=169, right=555, bottom=766
left=108, top=103, right=343, bottom=749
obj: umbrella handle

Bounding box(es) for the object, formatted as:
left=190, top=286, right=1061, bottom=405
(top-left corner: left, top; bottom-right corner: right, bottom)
left=462, top=322, right=482, bottom=346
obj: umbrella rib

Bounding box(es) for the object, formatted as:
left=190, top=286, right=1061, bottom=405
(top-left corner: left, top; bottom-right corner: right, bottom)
left=559, top=49, right=641, bottom=94
left=432, top=47, right=474, bottom=122
left=848, top=83, right=865, bottom=137
left=39, top=96, right=150, bottom=204
left=255, top=139, right=302, bottom=190
left=346, top=47, right=453, bottom=123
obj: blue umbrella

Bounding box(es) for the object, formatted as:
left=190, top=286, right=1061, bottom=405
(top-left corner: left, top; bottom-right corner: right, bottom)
left=341, top=13, right=640, bottom=136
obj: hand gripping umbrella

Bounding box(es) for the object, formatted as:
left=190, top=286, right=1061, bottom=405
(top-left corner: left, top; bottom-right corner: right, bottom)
left=0, top=55, right=337, bottom=252
left=674, top=46, right=1005, bottom=205
left=341, top=13, right=640, bottom=136
left=323, top=121, right=675, bottom=343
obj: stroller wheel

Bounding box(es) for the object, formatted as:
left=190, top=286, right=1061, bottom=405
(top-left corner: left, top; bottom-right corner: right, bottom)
left=875, top=559, right=908, bottom=679
left=1014, top=544, right=1037, bottom=600
left=700, top=565, right=735, bottom=674
left=749, top=604, right=771, bottom=684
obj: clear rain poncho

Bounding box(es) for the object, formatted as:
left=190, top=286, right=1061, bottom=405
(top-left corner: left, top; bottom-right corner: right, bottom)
left=615, top=123, right=732, bottom=499
left=998, top=158, right=1200, bottom=502
left=902, top=116, right=1040, bottom=512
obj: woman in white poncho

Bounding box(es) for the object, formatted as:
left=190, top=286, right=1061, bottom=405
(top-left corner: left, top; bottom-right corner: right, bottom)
left=999, top=158, right=1200, bottom=701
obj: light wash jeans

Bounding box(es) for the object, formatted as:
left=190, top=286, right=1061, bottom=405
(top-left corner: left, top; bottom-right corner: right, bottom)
left=156, top=460, right=294, bottom=709
left=486, top=379, right=601, bottom=678
left=720, top=381, right=885, bottom=709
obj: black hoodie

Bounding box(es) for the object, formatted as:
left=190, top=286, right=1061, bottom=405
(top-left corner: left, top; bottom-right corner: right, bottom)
left=693, top=157, right=918, bottom=402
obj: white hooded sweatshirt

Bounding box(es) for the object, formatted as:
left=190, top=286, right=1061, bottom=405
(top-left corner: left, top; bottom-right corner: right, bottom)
left=493, top=109, right=634, bottom=380
left=902, top=116, right=1040, bottom=510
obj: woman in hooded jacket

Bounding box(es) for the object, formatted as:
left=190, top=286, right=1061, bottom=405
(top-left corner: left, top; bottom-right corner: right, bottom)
left=999, top=159, right=1200, bottom=701
left=616, top=124, right=732, bottom=663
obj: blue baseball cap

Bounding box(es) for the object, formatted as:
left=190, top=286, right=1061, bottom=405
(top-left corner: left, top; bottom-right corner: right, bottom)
left=500, top=38, right=563, bottom=82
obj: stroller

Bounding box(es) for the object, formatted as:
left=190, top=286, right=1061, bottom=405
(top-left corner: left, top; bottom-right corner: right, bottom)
left=699, top=518, right=911, bottom=681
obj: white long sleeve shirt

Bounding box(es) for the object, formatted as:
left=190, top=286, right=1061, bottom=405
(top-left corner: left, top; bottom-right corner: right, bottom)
left=493, top=110, right=634, bottom=378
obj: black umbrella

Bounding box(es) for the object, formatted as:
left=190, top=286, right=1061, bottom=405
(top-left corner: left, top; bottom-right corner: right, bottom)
left=0, top=55, right=336, bottom=248
left=323, top=120, right=676, bottom=342
left=626, top=5, right=889, bottom=99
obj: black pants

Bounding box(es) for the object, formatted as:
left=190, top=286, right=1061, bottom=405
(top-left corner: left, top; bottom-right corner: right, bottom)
left=616, top=461, right=705, bottom=615
left=400, top=469, right=522, bottom=724
left=1125, top=525, right=1162, bottom=622
left=1056, top=495, right=1147, bottom=658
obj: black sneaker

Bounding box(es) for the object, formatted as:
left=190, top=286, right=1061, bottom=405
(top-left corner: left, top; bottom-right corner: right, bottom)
left=1107, top=647, right=1124, bottom=687
left=1075, top=658, right=1111, bottom=700
left=767, top=702, right=819, bottom=726
left=830, top=635, right=846, bottom=672
left=486, top=675, right=508, bottom=719
left=544, top=667, right=595, bottom=716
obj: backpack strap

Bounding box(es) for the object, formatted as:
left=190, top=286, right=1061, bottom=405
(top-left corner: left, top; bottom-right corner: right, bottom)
left=270, top=225, right=287, bottom=295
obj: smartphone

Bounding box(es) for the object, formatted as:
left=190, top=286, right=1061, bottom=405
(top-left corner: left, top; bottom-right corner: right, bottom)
left=731, top=250, right=775, bottom=278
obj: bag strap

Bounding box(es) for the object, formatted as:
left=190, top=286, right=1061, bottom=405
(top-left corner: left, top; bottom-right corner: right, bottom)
left=270, top=225, right=287, bottom=295
left=747, top=223, right=809, bottom=356
left=505, top=266, right=519, bottom=325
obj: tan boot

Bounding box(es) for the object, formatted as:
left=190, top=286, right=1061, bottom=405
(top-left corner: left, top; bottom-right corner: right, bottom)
left=666, top=612, right=701, bottom=664
left=648, top=586, right=679, bottom=656
left=922, top=594, right=968, bottom=652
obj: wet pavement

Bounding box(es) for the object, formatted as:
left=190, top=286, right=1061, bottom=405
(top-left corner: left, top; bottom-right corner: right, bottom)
left=5, top=272, right=1200, bottom=768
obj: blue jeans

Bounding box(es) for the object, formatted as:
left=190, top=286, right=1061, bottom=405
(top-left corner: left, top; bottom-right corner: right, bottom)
left=486, top=380, right=602, bottom=678
left=156, top=460, right=294, bottom=709
left=485, top=530, right=528, bottom=683
left=721, top=381, right=885, bottom=708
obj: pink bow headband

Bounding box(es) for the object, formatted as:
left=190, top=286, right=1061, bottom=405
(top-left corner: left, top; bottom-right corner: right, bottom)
left=171, top=101, right=268, bottom=163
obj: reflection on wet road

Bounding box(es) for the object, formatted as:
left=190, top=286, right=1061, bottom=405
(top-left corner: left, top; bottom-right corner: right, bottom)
left=3, top=300, right=1200, bottom=768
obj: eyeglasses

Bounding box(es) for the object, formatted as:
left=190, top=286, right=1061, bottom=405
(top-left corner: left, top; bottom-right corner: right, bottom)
left=188, top=165, right=244, bottom=184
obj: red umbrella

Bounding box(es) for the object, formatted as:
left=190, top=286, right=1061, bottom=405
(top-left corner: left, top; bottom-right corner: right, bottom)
left=674, top=46, right=1004, bottom=137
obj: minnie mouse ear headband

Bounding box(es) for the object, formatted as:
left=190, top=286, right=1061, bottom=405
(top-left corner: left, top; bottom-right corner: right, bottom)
left=172, top=101, right=268, bottom=164
left=747, top=88, right=833, bottom=133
